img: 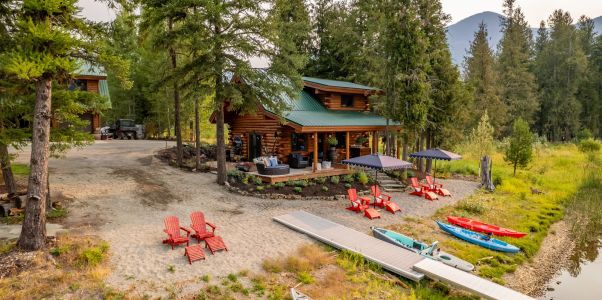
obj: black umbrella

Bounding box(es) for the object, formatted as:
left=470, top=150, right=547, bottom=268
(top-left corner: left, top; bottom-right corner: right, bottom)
left=342, top=154, right=413, bottom=182
left=409, top=148, right=462, bottom=184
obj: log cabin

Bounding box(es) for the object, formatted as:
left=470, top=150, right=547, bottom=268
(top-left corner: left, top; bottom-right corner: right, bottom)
left=215, top=76, right=401, bottom=176
left=65, top=63, right=111, bottom=135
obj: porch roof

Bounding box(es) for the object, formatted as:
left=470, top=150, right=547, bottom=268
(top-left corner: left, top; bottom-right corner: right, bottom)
left=264, top=91, right=396, bottom=128
left=302, top=76, right=377, bottom=91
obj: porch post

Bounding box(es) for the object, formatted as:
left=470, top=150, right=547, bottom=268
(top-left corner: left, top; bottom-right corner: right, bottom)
left=372, top=131, right=379, bottom=154
left=396, top=131, right=401, bottom=159
left=345, top=131, right=350, bottom=169
left=313, top=132, right=318, bottom=172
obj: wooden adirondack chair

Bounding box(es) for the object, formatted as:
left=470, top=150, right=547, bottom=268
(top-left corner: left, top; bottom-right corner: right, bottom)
left=409, top=177, right=438, bottom=201
left=163, top=216, right=190, bottom=250
left=371, top=185, right=401, bottom=214
left=190, top=211, right=217, bottom=244
left=426, top=175, right=451, bottom=196
left=346, top=188, right=369, bottom=213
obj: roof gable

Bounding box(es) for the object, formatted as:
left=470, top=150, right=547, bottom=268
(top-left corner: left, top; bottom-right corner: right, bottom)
left=302, top=76, right=377, bottom=92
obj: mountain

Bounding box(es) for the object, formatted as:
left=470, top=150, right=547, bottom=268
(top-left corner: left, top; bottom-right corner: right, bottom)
left=595, top=16, right=602, bottom=35
left=446, top=13, right=602, bottom=66
left=446, top=11, right=505, bottom=66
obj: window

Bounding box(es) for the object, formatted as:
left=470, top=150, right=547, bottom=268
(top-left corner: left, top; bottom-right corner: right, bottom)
left=291, top=133, right=306, bottom=151
left=341, top=94, right=354, bottom=107
left=69, top=79, right=88, bottom=91
left=335, top=132, right=347, bottom=149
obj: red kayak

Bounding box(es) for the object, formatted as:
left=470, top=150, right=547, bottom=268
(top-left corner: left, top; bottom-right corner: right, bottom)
left=447, top=216, right=527, bottom=238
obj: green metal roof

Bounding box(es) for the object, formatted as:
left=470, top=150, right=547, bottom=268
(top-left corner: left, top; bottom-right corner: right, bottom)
left=302, top=76, right=377, bottom=91
left=99, top=79, right=111, bottom=108
left=76, top=62, right=107, bottom=77
left=265, top=90, right=393, bottom=127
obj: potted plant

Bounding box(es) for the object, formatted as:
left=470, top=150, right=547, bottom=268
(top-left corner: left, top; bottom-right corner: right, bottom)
left=355, top=136, right=368, bottom=147
left=327, top=135, right=338, bottom=162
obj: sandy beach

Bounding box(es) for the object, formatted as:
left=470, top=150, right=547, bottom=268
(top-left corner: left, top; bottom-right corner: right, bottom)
left=11, top=140, right=479, bottom=297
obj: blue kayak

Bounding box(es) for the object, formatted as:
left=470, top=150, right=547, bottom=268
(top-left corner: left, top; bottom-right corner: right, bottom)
left=436, top=221, right=520, bottom=253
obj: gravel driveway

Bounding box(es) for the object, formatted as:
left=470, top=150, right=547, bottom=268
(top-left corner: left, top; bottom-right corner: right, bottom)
left=12, top=140, right=479, bottom=296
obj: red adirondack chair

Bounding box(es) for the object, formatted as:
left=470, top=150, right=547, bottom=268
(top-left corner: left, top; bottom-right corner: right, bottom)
left=409, top=177, right=438, bottom=201
left=163, top=216, right=190, bottom=250
left=346, top=188, right=368, bottom=213
left=371, top=185, right=401, bottom=214
left=190, top=211, right=216, bottom=244
left=426, top=175, right=451, bottom=196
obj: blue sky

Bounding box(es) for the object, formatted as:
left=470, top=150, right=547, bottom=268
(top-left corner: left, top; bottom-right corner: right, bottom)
left=78, top=0, right=602, bottom=26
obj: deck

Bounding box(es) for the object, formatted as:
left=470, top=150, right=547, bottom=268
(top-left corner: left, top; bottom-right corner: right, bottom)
left=413, top=259, right=534, bottom=300
left=274, top=211, right=534, bottom=300
left=250, top=166, right=353, bottom=184
left=273, top=211, right=426, bottom=281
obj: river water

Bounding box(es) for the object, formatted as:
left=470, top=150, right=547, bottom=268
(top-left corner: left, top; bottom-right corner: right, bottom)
left=542, top=238, right=602, bottom=300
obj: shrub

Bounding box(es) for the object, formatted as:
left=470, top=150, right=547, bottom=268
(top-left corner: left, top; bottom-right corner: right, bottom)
left=293, top=187, right=302, bottom=193
left=256, top=186, right=264, bottom=191
left=274, top=182, right=285, bottom=189
left=294, top=180, right=308, bottom=187
left=577, top=128, right=593, bottom=141
left=201, top=274, right=211, bottom=282
left=356, top=171, right=369, bottom=185
left=241, top=176, right=249, bottom=185
left=343, top=174, right=355, bottom=183
left=227, top=273, right=238, bottom=282
left=227, top=169, right=243, bottom=179
left=50, top=245, right=71, bottom=256
left=78, top=243, right=109, bottom=267
left=330, top=176, right=340, bottom=184
left=322, top=186, right=329, bottom=192
left=493, top=175, right=503, bottom=187
left=578, top=139, right=600, bottom=153
left=344, top=183, right=352, bottom=189
left=253, top=177, right=263, bottom=185
left=314, top=176, right=327, bottom=184
left=297, top=271, right=315, bottom=284
left=285, top=180, right=296, bottom=186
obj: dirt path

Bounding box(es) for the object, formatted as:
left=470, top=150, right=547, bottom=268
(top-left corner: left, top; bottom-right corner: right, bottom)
left=13, top=140, right=479, bottom=296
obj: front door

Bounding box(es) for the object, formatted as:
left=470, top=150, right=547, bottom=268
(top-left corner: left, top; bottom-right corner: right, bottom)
left=248, top=132, right=262, bottom=160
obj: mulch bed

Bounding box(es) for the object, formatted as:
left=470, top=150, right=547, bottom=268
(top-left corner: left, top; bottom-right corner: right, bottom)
left=230, top=181, right=371, bottom=197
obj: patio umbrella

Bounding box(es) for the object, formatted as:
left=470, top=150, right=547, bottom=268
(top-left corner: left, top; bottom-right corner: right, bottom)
left=342, top=154, right=413, bottom=181
left=409, top=148, right=462, bottom=183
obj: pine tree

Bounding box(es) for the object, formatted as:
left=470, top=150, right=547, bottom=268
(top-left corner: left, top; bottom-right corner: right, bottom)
left=497, top=0, right=538, bottom=128
left=378, top=0, right=430, bottom=148
left=504, top=118, right=534, bottom=175
left=464, top=22, right=507, bottom=136
left=576, top=16, right=601, bottom=137
left=269, top=0, right=311, bottom=72
left=1, top=0, right=128, bottom=250
left=417, top=0, right=468, bottom=149
left=534, top=10, right=587, bottom=141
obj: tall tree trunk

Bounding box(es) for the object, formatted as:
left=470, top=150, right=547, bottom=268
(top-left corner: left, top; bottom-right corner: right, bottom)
left=216, top=101, right=226, bottom=185
left=0, top=143, right=17, bottom=198
left=46, top=174, right=51, bottom=210
left=426, top=130, right=432, bottom=174
left=168, top=19, right=183, bottom=167
left=18, top=78, right=52, bottom=251
left=481, top=155, right=495, bottom=191
left=195, top=97, right=201, bottom=171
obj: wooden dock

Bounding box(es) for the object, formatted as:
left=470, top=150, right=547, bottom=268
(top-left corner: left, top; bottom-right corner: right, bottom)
left=413, top=259, right=534, bottom=300
left=274, top=211, right=534, bottom=300
left=273, top=211, right=425, bottom=281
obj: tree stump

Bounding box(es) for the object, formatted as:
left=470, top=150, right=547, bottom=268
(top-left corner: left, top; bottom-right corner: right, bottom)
left=481, top=155, right=495, bottom=192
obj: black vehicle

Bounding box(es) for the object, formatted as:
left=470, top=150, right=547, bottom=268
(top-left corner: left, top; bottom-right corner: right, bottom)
left=111, top=119, right=138, bottom=139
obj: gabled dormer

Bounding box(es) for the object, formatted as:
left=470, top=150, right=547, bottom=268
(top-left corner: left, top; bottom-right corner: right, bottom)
left=302, top=77, right=379, bottom=111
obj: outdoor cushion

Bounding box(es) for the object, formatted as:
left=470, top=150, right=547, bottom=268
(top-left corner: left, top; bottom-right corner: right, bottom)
left=269, top=157, right=278, bottom=167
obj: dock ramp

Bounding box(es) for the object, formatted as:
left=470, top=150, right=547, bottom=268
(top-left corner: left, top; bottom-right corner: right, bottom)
left=414, top=259, right=534, bottom=300
left=273, top=211, right=425, bottom=281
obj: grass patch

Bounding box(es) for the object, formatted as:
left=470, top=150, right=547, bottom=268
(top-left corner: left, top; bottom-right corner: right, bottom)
left=0, top=240, right=16, bottom=254
left=0, top=235, right=112, bottom=299
left=11, top=163, right=30, bottom=176
left=390, top=144, right=600, bottom=283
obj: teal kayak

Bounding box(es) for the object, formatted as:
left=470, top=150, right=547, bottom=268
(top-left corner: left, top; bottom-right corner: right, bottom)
left=371, top=226, right=474, bottom=272
left=436, top=221, right=520, bottom=253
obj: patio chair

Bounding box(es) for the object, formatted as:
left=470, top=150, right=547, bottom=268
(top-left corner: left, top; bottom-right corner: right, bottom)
left=426, top=175, right=451, bottom=196
left=409, top=177, right=438, bottom=201
left=371, top=185, right=401, bottom=214
left=190, top=211, right=216, bottom=244
left=289, top=153, right=309, bottom=169
left=346, top=188, right=369, bottom=213
left=163, top=216, right=191, bottom=250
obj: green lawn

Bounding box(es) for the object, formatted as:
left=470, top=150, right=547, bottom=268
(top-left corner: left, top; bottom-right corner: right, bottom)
left=389, top=143, right=600, bottom=284
left=10, top=163, right=29, bottom=176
